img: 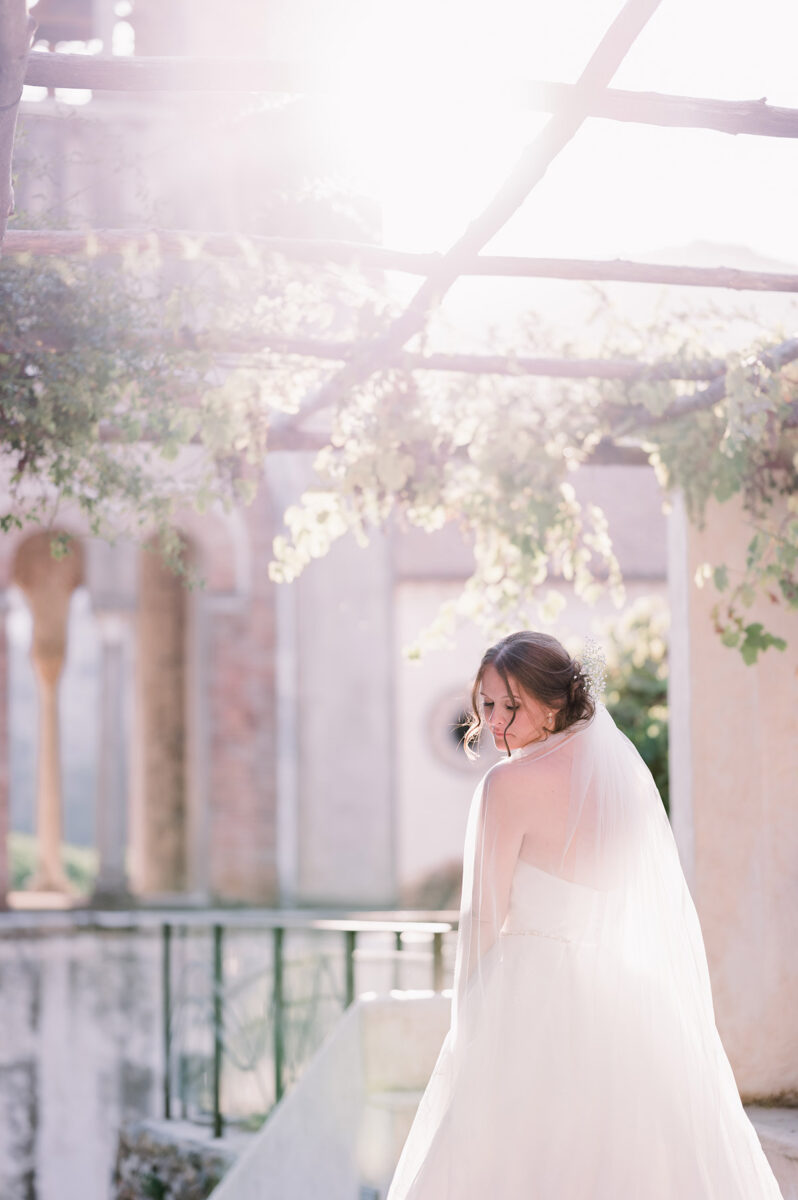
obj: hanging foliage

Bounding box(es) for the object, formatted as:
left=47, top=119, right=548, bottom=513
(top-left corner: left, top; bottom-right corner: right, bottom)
left=0, top=245, right=795, bottom=660
left=270, top=300, right=798, bottom=662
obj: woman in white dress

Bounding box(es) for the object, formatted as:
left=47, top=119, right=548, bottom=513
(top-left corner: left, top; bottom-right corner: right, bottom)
left=387, top=630, right=785, bottom=1199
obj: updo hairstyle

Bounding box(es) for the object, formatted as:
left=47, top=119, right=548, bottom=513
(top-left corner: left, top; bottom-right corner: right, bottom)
left=464, top=630, right=595, bottom=757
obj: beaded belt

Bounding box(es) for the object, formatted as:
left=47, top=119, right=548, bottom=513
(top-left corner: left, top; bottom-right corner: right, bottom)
left=501, top=927, right=598, bottom=947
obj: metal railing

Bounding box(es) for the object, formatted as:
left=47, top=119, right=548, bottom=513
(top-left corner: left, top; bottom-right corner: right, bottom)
left=159, top=910, right=458, bottom=1138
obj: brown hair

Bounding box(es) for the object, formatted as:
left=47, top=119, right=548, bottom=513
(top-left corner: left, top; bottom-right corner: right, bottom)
left=464, top=630, right=595, bottom=758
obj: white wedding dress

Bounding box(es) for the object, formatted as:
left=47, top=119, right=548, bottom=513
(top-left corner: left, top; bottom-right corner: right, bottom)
left=387, top=705, right=784, bottom=1199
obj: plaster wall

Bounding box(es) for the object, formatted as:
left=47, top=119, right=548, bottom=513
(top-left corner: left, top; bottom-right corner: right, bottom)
left=669, top=495, right=798, bottom=1099
left=294, top=532, right=396, bottom=906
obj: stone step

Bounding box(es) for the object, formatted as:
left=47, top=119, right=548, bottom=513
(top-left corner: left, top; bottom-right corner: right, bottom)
left=361, top=992, right=450, bottom=1093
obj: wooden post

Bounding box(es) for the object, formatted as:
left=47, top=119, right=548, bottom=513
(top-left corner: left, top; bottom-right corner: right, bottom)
left=0, top=3, right=35, bottom=251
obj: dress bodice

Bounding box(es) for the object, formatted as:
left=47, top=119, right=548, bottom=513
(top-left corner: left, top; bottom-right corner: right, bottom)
left=501, top=858, right=604, bottom=945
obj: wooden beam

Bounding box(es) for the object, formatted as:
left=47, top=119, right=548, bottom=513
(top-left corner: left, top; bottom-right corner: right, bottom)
left=516, top=82, right=798, bottom=140
left=100, top=418, right=651, bottom=465
left=616, top=335, right=798, bottom=427
left=400, top=351, right=723, bottom=381
left=0, top=318, right=729, bottom=382
left=2, top=227, right=434, bottom=272
left=167, top=329, right=726, bottom=382
left=20, top=52, right=798, bottom=140
left=464, top=256, right=798, bottom=292
left=298, top=0, right=664, bottom=421
left=23, top=52, right=327, bottom=95
left=6, top=228, right=798, bottom=294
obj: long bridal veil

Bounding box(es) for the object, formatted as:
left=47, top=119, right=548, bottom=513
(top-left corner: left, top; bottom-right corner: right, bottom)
left=387, top=704, right=783, bottom=1198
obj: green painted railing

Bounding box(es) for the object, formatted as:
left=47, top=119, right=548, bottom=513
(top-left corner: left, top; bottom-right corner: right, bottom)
left=159, top=910, right=457, bottom=1138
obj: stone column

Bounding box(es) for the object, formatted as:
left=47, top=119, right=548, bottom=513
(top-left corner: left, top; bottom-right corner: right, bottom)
left=668, top=493, right=798, bottom=1101
left=91, top=612, right=133, bottom=905
left=0, top=593, right=9, bottom=909
left=295, top=529, right=396, bottom=907
left=32, top=651, right=67, bottom=891
left=13, top=533, right=84, bottom=894
left=87, top=538, right=137, bottom=903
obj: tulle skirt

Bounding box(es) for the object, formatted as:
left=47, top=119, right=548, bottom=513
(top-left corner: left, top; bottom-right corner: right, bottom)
left=387, top=892, right=784, bottom=1199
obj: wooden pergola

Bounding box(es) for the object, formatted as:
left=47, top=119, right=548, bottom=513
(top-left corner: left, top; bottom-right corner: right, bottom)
left=1, top=0, right=798, bottom=464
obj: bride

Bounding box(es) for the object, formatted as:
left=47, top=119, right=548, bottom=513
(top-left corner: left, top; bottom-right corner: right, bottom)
left=386, top=631, right=784, bottom=1199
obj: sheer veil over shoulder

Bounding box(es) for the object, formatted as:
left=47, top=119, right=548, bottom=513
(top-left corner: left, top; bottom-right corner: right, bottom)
left=387, top=704, right=784, bottom=1199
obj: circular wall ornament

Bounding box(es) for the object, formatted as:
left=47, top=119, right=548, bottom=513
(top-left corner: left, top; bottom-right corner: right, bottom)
left=427, top=688, right=477, bottom=773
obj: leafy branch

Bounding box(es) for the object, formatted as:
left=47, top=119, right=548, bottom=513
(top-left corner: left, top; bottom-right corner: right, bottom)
left=1, top=247, right=795, bottom=663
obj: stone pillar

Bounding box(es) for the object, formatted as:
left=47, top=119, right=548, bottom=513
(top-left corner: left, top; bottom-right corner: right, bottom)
left=668, top=493, right=798, bottom=1101
left=32, top=652, right=66, bottom=890
left=295, top=530, right=396, bottom=907
left=92, top=612, right=133, bottom=905
left=13, top=533, right=84, bottom=894
left=87, top=539, right=136, bottom=905
left=0, top=594, right=9, bottom=909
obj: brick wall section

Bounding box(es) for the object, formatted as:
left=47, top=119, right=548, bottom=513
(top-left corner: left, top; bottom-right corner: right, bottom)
left=135, top=545, right=189, bottom=894
left=208, top=485, right=278, bottom=903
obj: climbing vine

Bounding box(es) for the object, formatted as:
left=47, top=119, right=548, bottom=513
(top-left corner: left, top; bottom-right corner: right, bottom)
left=0, top=250, right=796, bottom=660
left=271, top=303, right=798, bottom=661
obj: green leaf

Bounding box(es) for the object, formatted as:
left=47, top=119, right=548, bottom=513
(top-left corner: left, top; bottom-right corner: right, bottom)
left=739, top=623, right=787, bottom=665
left=713, top=565, right=729, bottom=592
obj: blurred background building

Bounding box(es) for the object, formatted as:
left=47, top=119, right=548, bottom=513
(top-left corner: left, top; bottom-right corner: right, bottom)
left=1, top=0, right=673, bottom=913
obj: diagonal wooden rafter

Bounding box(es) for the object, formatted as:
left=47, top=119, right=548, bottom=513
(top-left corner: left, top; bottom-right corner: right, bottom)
left=294, top=0, right=665, bottom=426
left=5, top=228, right=798, bottom=294
left=20, top=52, right=798, bottom=141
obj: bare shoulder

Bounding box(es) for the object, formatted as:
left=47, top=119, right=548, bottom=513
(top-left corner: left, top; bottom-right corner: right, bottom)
left=483, top=744, right=571, bottom=804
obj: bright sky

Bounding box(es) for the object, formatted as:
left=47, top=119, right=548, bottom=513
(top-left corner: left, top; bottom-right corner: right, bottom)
left=321, top=0, right=798, bottom=267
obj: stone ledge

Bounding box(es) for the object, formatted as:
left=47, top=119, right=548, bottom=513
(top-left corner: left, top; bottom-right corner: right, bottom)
left=113, top=1119, right=253, bottom=1200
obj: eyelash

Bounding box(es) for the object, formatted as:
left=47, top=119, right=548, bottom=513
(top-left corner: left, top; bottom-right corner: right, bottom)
left=483, top=702, right=518, bottom=712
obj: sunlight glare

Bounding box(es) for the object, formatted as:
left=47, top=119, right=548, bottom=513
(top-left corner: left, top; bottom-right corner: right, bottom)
left=328, top=0, right=534, bottom=252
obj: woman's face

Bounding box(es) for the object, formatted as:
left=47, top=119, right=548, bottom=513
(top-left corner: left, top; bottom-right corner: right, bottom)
left=479, top=663, right=555, bottom=752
